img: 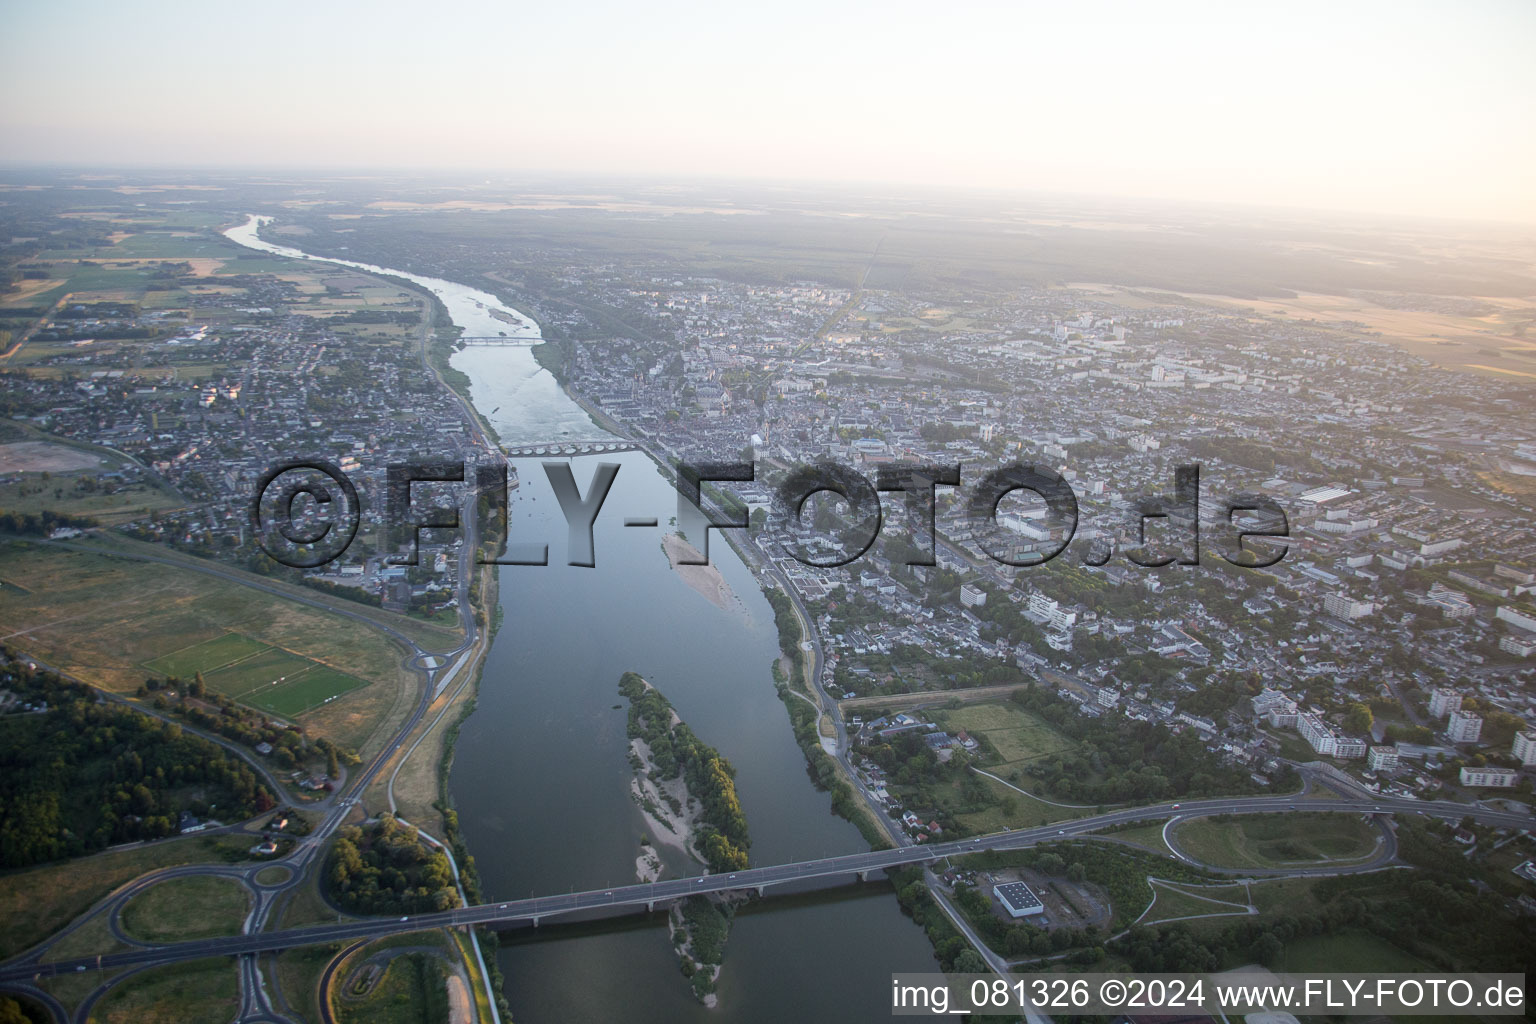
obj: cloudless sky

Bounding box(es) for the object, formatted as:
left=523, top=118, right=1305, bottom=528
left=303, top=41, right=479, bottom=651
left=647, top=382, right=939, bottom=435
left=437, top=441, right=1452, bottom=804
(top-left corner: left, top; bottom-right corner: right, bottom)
left=2, top=0, right=1533, bottom=222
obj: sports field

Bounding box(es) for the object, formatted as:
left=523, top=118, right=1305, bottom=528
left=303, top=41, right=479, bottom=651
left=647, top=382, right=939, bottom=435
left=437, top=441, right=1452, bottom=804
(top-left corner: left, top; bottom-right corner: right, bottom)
left=145, top=633, right=368, bottom=718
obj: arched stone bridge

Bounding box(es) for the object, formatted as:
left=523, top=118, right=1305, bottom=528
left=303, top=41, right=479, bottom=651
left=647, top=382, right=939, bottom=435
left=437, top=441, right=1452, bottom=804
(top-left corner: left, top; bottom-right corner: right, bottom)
left=501, top=440, right=642, bottom=457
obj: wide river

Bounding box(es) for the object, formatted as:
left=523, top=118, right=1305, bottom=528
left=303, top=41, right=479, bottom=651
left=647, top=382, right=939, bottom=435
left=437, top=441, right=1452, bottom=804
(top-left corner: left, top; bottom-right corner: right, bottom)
left=224, top=216, right=936, bottom=1022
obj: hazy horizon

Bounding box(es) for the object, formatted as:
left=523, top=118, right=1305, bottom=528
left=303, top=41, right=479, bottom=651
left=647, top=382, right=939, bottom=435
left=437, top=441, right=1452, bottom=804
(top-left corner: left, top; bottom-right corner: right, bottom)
left=2, top=0, right=1534, bottom=225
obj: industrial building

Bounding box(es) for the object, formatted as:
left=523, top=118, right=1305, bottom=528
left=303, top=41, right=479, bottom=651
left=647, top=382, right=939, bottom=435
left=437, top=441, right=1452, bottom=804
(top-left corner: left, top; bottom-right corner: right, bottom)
left=993, top=881, right=1045, bottom=919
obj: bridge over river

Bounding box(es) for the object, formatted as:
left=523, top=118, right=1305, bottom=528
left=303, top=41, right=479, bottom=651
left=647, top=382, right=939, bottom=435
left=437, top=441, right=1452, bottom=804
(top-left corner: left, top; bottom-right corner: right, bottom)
left=500, top=439, right=641, bottom=457
left=6, top=793, right=1530, bottom=985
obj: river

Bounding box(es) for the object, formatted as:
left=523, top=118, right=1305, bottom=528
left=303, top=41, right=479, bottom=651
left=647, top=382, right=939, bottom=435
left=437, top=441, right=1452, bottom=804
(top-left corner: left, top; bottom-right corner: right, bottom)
left=223, top=215, right=937, bottom=1022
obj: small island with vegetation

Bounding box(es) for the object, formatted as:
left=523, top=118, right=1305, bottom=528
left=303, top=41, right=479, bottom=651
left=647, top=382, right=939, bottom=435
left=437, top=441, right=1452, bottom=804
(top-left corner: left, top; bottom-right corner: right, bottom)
left=618, top=670, right=750, bottom=1006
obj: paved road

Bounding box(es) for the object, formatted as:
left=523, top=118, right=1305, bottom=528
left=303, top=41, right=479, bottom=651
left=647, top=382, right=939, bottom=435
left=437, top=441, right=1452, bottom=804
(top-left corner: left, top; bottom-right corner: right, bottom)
left=6, top=792, right=1526, bottom=986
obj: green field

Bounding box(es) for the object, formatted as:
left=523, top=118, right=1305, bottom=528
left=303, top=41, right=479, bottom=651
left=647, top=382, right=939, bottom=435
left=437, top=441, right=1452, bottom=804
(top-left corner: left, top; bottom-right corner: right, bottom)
left=144, top=632, right=270, bottom=679
left=202, top=645, right=315, bottom=693
left=0, top=834, right=259, bottom=959
left=88, top=956, right=239, bottom=1024
left=1280, top=930, right=1431, bottom=972
left=256, top=665, right=369, bottom=717
left=335, top=951, right=450, bottom=1024
left=144, top=632, right=370, bottom=717
left=932, top=701, right=1074, bottom=766
left=1103, top=822, right=1175, bottom=855
left=120, top=875, right=251, bottom=943
left=1172, top=813, right=1380, bottom=869
left=1140, top=879, right=1252, bottom=926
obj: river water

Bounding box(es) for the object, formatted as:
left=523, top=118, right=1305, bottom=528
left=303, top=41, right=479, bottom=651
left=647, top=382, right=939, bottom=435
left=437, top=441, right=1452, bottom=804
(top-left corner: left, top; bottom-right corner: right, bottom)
left=224, top=216, right=936, bottom=1022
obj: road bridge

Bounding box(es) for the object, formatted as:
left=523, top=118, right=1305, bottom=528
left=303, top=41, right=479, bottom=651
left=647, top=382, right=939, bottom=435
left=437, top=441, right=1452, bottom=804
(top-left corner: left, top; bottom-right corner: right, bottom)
left=5, top=792, right=1528, bottom=985
left=500, top=440, right=641, bottom=457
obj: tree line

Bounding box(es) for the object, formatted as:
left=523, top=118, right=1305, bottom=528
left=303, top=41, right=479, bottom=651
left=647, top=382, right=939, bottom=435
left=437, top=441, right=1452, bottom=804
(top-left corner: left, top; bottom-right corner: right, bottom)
left=0, top=509, right=99, bottom=536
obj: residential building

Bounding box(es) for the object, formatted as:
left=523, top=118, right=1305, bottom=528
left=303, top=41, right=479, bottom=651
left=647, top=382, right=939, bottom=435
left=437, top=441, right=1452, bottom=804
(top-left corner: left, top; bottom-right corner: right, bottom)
left=1512, top=730, right=1536, bottom=767
left=1429, top=688, right=1463, bottom=719
left=1459, top=767, right=1518, bottom=789
left=1324, top=593, right=1373, bottom=620
left=1367, top=745, right=1399, bottom=771
left=1447, top=709, right=1483, bottom=744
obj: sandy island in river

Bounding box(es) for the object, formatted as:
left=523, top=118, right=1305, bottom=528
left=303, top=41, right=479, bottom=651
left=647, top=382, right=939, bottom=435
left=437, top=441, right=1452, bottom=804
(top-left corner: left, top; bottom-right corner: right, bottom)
left=661, top=532, right=738, bottom=611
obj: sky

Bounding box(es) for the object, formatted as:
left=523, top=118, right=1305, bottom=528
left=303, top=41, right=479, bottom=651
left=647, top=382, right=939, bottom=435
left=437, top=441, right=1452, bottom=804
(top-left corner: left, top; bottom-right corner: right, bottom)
left=2, top=0, right=1534, bottom=223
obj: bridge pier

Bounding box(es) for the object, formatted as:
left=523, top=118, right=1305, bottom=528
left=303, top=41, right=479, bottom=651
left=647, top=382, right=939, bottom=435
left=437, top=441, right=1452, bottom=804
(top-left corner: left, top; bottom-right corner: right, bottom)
left=646, top=900, right=655, bottom=912
left=857, top=870, right=869, bottom=882
left=531, top=916, right=539, bottom=928
left=756, top=885, right=765, bottom=897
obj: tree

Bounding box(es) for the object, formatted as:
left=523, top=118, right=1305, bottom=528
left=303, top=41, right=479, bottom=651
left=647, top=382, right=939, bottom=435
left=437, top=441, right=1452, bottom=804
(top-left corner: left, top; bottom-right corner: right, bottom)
left=952, top=949, right=986, bottom=973
left=1251, top=932, right=1284, bottom=967
left=1343, top=702, right=1373, bottom=735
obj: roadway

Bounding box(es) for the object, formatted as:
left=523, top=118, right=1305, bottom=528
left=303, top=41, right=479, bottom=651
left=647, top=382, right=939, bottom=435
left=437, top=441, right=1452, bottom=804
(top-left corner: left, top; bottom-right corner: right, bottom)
left=7, top=791, right=1528, bottom=986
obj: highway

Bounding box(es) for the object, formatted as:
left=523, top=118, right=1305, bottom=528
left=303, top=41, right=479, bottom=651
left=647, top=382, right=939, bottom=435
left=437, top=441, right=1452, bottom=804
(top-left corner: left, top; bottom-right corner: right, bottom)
left=6, top=792, right=1528, bottom=986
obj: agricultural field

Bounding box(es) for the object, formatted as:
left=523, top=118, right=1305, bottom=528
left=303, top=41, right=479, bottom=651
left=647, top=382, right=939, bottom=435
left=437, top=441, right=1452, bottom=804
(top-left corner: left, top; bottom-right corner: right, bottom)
left=0, top=541, right=436, bottom=754
left=1, top=210, right=425, bottom=385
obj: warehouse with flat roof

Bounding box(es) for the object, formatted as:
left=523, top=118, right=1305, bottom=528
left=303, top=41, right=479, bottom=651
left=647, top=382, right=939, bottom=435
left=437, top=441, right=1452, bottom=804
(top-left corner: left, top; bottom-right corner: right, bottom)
left=993, top=881, right=1044, bottom=918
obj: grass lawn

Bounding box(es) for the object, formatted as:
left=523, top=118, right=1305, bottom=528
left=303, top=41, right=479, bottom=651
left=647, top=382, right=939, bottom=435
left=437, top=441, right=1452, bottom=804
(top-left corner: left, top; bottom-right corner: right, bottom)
left=1247, top=875, right=1330, bottom=918
left=88, top=957, right=239, bottom=1024
left=1102, top=822, right=1174, bottom=855
left=38, top=912, right=126, bottom=964
left=0, top=834, right=258, bottom=959
left=1140, top=879, right=1252, bottom=926
left=146, top=633, right=371, bottom=717
left=41, top=968, right=122, bottom=1014
left=144, top=632, right=271, bottom=679
left=277, top=867, right=347, bottom=930
left=254, top=865, right=292, bottom=886
left=1280, top=930, right=1431, bottom=972
left=277, top=943, right=347, bottom=1024
left=933, top=701, right=1073, bottom=766
left=252, top=664, right=370, bottom=717
left=1172, top=813, right=1379, bottom=869
left=201, top=646, right=315, bottom=694
left=944, top=771, right=1088, bottom=835
left=119, top=875, right=251, bottom=943
left=335, top=951, right=449, bottom=1024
